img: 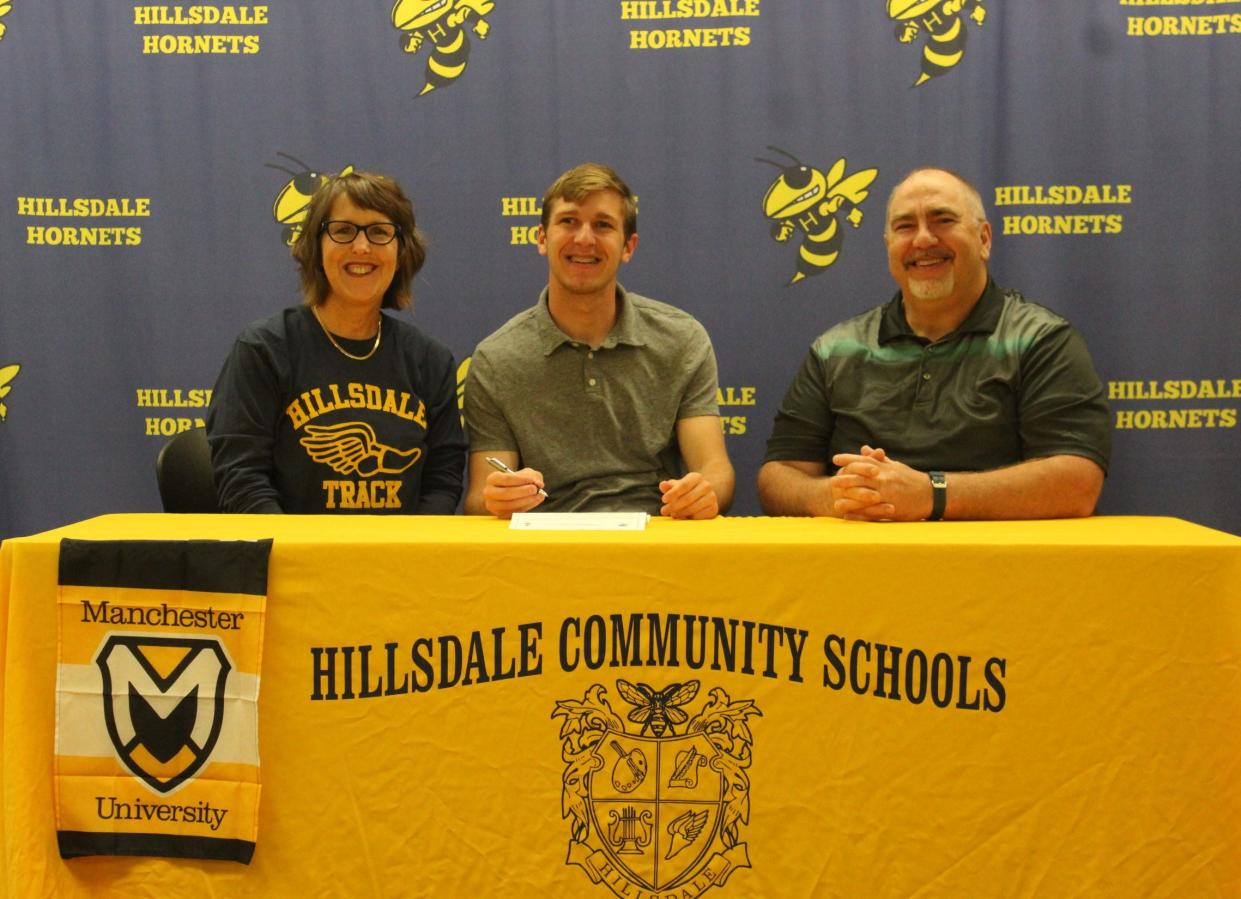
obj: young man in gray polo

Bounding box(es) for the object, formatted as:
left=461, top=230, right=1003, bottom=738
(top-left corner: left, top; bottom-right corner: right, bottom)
left=464, top=163, right=734, bottom=519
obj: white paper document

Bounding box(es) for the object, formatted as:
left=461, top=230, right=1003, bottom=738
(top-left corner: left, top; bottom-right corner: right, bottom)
left=508, top=512, right=650, bottom=531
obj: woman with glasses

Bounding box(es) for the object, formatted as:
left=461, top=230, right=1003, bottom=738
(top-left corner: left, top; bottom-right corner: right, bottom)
left=206, top=171, right=466, bottom=514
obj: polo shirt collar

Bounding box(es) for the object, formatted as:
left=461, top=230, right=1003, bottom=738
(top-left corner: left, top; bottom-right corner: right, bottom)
left=534, top=285, right=648, bottom=355
left=878, top=277, right=1003, bottom=345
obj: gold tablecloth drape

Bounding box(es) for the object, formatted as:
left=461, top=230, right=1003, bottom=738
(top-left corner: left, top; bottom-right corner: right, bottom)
left=3, top=515, right=1239, bottom=897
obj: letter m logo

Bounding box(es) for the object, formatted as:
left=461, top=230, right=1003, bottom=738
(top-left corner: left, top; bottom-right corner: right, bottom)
left=96, top=635, right=231, bottom=794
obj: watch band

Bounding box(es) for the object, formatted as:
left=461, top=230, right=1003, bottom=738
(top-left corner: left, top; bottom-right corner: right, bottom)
left=928, top=471, right=947, bottom=521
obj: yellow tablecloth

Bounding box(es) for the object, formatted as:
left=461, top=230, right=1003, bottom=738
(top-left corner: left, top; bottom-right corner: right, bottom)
left=3, top=515, right=1240, bottom=897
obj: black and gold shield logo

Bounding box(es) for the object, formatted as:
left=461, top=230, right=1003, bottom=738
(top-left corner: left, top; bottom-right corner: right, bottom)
left=96, top=635, right=231, bottom=794
left=589, top=730, right=725, bottom=890
left=554, top=680, right=760, bottom=899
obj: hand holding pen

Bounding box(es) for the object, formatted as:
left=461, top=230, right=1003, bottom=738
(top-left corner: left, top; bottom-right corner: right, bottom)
left=485, top=456, right=548, bottom=497
left=483, top=456, right=549, bottom=518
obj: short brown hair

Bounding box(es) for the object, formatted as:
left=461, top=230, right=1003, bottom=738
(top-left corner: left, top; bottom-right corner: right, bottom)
left=540, top=163, right=638, bottom=240
left=291, top=171, right=427, bottom=310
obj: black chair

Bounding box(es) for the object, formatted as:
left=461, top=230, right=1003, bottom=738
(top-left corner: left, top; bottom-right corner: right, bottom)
left=155, top=427, right=220, bottom=513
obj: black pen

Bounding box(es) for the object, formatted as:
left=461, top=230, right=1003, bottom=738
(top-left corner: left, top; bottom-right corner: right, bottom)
left=484, top=456, right=549, bottom=497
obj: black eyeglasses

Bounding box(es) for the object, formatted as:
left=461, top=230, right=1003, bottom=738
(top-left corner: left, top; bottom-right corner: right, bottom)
left=321, top=220, right=400, bottom=245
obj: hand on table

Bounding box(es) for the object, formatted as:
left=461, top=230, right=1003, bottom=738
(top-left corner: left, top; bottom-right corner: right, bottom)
left=659, top=471, right=720, bottom=520
left=829, top=446, right=933, bottom=521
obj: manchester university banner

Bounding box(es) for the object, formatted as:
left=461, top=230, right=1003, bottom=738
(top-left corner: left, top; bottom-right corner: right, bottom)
left=54, top=538, right=270, bottom=862
left=0, top=3, right=1239, bottom=539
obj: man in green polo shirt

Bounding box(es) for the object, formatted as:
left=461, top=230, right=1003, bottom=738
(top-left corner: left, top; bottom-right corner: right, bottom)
left=757, top=167, right=1110, bottom=521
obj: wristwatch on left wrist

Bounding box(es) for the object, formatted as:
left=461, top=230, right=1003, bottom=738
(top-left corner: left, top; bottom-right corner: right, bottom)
left=927, top=471, right=947, bottom=521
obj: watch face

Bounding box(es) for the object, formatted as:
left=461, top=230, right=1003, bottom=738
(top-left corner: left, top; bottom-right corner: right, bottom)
left=930, top=472, right=947, bottom=488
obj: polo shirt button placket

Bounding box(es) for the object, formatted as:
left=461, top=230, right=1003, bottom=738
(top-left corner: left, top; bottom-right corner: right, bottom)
left=584, top=345, right=599, bottom=392
left=915, top=346, right=933, bottom=404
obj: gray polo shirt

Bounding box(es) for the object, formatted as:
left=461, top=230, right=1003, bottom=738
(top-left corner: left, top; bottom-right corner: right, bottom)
left=764, top=279, right=1111, bottom=474
left=465, top=286, right=721, bottom=513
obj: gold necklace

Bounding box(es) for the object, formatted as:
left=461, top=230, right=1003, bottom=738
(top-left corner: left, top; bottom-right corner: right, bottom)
left=312, top=306, right=382, bottom=361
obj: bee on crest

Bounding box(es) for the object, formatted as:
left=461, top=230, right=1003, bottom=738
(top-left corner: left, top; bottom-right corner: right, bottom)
left=616, top=679, right=700, bottom=737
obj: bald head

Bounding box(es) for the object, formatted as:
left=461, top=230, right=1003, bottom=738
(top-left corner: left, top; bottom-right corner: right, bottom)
left=885, top=167, right=987, bottom=232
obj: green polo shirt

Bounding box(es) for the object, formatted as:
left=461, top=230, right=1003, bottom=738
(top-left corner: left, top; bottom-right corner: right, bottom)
left=465, top=286, right=721, bottom=512
left=764, top=280, right=1111, bottom=473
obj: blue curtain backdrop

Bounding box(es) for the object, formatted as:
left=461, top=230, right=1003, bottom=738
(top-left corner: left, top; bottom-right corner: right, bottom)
left=1, top=1, right=1238, bottom=537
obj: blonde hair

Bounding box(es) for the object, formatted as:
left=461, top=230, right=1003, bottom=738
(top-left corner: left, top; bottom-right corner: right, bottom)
left=541, top=163, right=638, bottom=240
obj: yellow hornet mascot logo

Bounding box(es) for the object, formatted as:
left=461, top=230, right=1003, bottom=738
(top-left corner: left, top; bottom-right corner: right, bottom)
left=0, top=2, right=12, bottom=41
left=266, top=153, right=354, bottom=246
left=0, top=364, right=19, bottom=420
left=889, top=0, right=987, bottom=87
left=553, top=680, right=761, bottom=899
left=455, top=356, right=471, bottom=428
left=757, top=147, right=878, bottom=286
left=392, top=0, right=496, bottom=97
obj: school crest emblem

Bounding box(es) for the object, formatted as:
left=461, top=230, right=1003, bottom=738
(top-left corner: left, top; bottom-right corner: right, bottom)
left=553, top=679, right=760, bottom=898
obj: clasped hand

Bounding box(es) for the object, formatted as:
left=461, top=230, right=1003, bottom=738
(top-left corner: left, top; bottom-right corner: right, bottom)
left=829, top=446, right=933, bottom=521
